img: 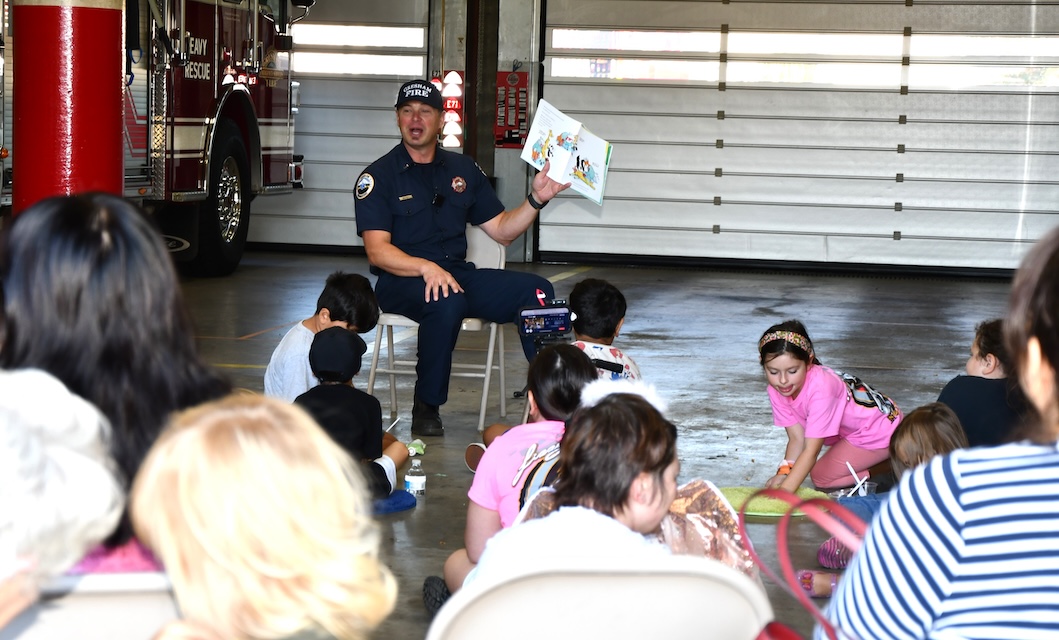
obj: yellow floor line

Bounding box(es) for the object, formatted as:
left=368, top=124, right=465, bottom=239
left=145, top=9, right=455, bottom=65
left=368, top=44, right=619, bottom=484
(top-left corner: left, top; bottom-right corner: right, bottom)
left=238, top=320, right=299, bottom=340
left=546, top=265, right=593, bottom=284
left=215, top=363, right=267, bottom=370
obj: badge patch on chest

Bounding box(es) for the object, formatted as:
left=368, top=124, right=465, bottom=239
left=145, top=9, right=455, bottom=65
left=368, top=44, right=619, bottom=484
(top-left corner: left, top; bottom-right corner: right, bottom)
left=356, top=173, right=375, bottom=200
left=452, top=176, right=467, bottom=193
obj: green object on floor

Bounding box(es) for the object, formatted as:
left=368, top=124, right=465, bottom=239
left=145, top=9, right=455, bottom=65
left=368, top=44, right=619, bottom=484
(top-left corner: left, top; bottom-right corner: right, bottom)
left=719, top=486, right=829, bottom=517
left=407, top=439, right=426, bottom=456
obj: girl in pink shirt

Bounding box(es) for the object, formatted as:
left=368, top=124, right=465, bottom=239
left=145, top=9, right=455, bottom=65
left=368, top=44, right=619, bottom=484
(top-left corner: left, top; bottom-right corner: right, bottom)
left=434, top=344, right=599, bottom=603
left=759, top=320, right=901, bottom=492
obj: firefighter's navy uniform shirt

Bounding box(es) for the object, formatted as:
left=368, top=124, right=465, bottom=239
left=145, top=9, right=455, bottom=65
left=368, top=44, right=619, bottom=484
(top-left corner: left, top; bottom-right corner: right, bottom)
left=355, top=143, right=503, bottom=270
left=353, top=142, right=553, bottom=406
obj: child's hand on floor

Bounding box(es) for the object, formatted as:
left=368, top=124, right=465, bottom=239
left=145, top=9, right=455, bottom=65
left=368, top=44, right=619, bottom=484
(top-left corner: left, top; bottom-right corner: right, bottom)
left=764, top=473, right=789, bottom=489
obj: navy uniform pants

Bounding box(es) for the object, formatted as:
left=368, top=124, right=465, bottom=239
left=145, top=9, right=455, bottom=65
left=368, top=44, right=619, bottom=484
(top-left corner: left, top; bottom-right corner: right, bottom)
left=375, top=263, right=554, bottom=406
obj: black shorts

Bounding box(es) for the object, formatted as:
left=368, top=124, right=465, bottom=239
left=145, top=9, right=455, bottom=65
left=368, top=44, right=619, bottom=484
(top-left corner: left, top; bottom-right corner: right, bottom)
left=365, top=460, right=393, bottom=500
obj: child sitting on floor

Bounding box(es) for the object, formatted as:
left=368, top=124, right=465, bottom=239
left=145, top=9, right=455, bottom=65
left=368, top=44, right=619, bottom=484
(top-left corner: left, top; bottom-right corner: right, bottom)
left=464, top=278, right=641, bottom=471
left=425, top=345, right=599, bottom=615
left=570, top=278, right=642, bottom=381
left=294, top=327, right=409, bottom=499
left=937, top=318, right=1027, bottom=446
left=131, top=394, right=396, bottom=639
left=464, top=385, right=680, bottom=589
left=799, top=402, right=968, bottom=598
left=265, top=271, right=379, bottom=402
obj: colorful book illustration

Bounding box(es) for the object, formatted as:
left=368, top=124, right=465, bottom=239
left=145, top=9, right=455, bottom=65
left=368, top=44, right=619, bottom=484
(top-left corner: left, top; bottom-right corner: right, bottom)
left=520, top=99, right=612, bottom=206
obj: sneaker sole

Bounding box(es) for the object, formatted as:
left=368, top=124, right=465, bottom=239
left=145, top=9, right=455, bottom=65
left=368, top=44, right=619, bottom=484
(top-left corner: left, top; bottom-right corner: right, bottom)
left=423, top=576, right=451, bottom=617
left=465, top=442, right=486, bottom=473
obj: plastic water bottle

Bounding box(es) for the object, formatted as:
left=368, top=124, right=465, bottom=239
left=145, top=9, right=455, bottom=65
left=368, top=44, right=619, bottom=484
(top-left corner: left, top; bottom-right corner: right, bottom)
left=404, top=459, right=426, bottom=495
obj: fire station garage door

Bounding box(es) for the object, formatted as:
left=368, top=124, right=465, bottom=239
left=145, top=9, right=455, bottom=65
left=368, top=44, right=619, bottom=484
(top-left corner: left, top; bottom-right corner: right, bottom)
left=538, top=0, right=1059, bottom=270
left=250, top=0, right=428, bottom=247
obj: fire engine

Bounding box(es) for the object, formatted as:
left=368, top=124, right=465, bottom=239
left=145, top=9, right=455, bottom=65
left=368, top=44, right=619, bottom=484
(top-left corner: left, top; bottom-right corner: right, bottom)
left=1, top=0, right=312, bottom=276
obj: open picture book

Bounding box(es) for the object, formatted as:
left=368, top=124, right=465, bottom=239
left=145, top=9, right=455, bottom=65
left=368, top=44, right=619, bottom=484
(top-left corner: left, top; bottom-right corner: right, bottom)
left=520, top=99, right=613, bottom=206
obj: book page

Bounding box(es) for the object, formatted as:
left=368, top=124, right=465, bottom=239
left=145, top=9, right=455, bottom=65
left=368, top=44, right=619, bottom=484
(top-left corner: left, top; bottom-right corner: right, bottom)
left=520, top=99, right=582, bottom=183
left=561, top=125, right=612, bottom=206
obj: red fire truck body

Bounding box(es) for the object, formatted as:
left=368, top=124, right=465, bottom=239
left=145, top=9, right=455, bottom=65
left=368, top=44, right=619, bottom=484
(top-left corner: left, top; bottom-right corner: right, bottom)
left=6, top=0, right=310, bottom=275
left=163, top=1, right=293, bottom=197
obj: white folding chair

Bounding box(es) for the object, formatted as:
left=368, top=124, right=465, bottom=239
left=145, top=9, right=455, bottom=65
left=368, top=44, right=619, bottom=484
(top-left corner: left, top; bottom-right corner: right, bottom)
left=367, top=224, right=507, bottom=432
left=0, top=572, right=178, bottom=640
left=426, top=555, right=774, bottom=640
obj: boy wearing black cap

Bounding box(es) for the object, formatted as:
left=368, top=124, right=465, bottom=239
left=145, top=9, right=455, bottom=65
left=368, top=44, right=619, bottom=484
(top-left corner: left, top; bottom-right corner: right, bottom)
left=354, top=79, right=571, bottom=437
left=294, top=327, right=409, bottom=498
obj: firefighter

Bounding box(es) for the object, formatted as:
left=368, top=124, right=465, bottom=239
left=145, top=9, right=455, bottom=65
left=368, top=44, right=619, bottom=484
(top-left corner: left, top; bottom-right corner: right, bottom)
left=354, top=79, right=569, bottom=437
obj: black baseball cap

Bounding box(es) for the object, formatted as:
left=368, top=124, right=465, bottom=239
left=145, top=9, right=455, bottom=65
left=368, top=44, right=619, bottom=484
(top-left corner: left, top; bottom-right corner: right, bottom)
left=309, top=327, right=368, bottom=382
left=395, top=79, right=443, bottom=111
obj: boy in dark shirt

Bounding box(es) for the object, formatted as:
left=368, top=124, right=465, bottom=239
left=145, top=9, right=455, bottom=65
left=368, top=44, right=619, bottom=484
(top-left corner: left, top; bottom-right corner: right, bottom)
left=295, top=327, right=409, bottom=498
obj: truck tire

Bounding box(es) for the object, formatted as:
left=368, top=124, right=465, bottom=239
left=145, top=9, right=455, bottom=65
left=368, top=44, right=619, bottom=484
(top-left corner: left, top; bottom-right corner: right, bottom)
left=186, top=119, right=250, bottom=276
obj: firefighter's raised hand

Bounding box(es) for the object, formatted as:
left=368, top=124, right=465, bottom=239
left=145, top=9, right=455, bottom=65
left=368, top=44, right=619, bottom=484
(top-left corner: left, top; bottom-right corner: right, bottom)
left=530, top=160, right=572, bottom=205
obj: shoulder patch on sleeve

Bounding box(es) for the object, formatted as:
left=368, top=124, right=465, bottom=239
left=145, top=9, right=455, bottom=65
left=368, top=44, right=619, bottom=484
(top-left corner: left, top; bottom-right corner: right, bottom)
left=356, top=173, right=375, bottom=200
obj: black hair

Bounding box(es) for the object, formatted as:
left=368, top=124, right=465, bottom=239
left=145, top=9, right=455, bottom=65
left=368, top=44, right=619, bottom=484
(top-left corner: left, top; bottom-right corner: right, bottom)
left=974, top=319, right=1010, bottom=372
left=974, top=318, right=1031, bottom=431
left=758, top=319, right=822, bottom=366
left=316, top=271, right=379, bottom=333
left=554, top=393, right=677, bottom=516
left=570, top=278, right=627, bottom=341
left=526, top=344, right=599, bottom=422
left=0, top=193, right=231, bottom=545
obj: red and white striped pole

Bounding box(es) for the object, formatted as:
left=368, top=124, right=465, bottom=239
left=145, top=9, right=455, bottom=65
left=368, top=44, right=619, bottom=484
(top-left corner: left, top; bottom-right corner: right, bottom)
left=12, top=0, right=124, bottom=214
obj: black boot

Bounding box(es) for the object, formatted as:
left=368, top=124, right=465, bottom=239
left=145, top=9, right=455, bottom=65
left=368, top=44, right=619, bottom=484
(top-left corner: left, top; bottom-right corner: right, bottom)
left=412, top=396, right=444, bottom=436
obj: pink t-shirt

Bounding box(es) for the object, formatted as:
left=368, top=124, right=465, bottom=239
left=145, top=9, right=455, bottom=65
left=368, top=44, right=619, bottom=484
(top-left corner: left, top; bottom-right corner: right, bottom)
left=767, top=364, right=899, bottom=450
left=468, top=420, right=565, bottom=528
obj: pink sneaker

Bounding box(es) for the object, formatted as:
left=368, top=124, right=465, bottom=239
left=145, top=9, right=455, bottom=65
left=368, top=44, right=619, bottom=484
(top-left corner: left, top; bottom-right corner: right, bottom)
left=817, top=536, right=853, bottom=570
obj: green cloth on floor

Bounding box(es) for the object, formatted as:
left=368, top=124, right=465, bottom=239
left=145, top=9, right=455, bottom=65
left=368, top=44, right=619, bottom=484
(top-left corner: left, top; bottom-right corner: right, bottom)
left=719, top=486, right=829, bottom=517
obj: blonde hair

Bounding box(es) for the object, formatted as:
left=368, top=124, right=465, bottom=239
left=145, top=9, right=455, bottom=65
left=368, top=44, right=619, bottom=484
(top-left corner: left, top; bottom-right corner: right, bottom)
left=131, top=394, right=396, bottom=640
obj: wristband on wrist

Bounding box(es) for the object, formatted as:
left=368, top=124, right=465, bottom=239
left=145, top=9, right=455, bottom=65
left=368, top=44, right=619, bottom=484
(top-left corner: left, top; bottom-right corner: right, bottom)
left=527, top=192, right=547, bottom=210
left=777, top=464, right=793, bottom=476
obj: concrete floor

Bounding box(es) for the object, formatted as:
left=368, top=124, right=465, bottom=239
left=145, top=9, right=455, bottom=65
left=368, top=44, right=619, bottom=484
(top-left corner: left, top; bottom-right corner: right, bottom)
left=181, top=251, right=1012, bottom=639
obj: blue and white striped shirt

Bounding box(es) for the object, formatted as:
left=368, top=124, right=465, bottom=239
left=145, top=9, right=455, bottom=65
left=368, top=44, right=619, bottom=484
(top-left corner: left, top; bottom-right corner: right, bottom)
left=823, top=442, right=1059, bottom=640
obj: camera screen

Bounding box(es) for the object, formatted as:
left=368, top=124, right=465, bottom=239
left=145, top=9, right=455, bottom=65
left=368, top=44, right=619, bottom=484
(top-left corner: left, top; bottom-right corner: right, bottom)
left=518, top=306, right=572, bottom=336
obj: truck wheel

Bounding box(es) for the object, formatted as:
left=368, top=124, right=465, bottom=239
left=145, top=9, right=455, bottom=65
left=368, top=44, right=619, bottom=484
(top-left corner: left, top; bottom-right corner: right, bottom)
left=186, top=120, right=250, bottom=276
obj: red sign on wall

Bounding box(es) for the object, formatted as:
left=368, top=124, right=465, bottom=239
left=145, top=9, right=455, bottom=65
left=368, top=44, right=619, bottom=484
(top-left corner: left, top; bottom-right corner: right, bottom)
left=494, top=71, right=529, bottom=148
